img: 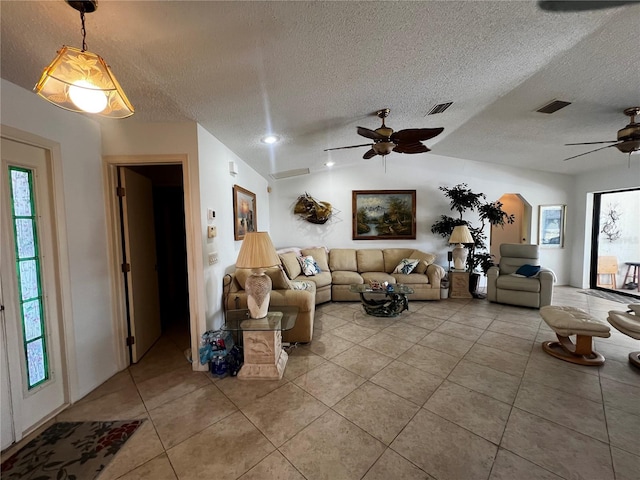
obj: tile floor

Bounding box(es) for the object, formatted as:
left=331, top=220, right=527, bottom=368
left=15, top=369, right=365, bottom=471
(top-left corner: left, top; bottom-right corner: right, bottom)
left=7, top=287, right=640, bottom=480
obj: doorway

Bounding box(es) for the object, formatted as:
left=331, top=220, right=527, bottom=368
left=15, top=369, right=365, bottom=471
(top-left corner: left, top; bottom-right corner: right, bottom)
left=590, top=188, right=640, bottom=298
left=490, top=194, right=532, bottom=263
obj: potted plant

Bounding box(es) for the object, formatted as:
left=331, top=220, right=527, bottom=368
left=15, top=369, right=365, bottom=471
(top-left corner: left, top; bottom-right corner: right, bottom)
left=431, top=184, right=515, bottom=296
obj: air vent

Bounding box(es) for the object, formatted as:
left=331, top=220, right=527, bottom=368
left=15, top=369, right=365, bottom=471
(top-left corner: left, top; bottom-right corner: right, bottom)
left=427, top=102, right=453, bottom=115
left=269, top=168, right=310, bottom=180
left=536, top=100, right=571, bottom=114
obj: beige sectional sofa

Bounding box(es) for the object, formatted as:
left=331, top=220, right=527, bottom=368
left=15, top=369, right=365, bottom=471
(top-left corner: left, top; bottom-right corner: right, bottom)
left=225, top=247, right=445, bottom=343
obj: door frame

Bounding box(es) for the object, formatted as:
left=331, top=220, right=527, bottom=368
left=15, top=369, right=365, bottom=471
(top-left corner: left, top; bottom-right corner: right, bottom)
left=0, top=125, right=74, bottom=439
left=102, top=155, right=206, bottom=371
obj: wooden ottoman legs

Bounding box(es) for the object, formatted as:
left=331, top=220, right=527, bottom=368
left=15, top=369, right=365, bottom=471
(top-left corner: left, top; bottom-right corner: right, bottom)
left=629, top=351, right=640, bottom=368
left=542, top=333, right=605, bottom=366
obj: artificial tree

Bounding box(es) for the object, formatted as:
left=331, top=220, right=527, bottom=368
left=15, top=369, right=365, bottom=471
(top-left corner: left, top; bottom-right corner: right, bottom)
left=431, top=184, right=515, bottom=294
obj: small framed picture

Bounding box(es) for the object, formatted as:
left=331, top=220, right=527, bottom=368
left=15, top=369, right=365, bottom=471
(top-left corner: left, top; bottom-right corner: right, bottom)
left=233, top=185, right=257, bottom=240
left=538, top=205, right=566, bottom=248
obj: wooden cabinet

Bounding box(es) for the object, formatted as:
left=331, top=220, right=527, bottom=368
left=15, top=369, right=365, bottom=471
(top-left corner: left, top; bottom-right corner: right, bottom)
left=449, top=271, right=472, bottom=299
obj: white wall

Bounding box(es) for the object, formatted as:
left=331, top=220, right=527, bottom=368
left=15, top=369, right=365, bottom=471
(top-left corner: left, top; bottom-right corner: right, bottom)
left=1, top=79, right=116, bottom=401
left=573, top=161, right=640, bottom=288
left=269, top=154, right=575, bottom=284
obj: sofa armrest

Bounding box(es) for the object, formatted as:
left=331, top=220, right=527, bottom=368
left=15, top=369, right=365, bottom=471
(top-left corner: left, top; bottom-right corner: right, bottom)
left=539, top=269, right=556, bottom=307
left=426, top=264, right=445, bottom=288
left=486, top=266, right=499, bottom=302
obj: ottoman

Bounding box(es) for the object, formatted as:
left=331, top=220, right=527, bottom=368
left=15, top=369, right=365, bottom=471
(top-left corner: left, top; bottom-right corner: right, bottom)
left=607, top=304, right=640, bottom=368
left=540, top=305, right=610, bottom=366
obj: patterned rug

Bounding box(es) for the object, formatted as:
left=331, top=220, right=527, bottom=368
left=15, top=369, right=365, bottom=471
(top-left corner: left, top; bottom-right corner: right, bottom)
left=1, top=420, right=144, bottom=480
left=578, top=289, right=639, bottom=304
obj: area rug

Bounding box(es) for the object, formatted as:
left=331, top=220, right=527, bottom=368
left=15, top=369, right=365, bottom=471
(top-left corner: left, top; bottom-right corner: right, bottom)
left=578, top=289, right=639, bottom=304
left=1, top=420, right=144, bottom=480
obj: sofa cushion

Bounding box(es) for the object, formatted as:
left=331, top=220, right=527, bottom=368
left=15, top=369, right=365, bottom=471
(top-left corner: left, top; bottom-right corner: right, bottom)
left=410, top=250, right=436, bottom=274
left=393, top=258, right=420, bottom=274
left=392, top=273, right=430, bottom=285
left=298, top=255, right=321, bottom=276
left=496, top=275, right=540, bottom=292
left=382, top=249, right=415, bottom=272
left=332, top=270, right=363, bottom=285
left=280, top=251, right=302, bottom=279
left=301, top=247, right=330, bottom=272
left=357, top=249, right=384, bottom=273
left=235, top=267, right=292, bottom=290
left=299, top=271, right=332, bottom=288
left=329, top=249, right=358, bottom=272
left=361, top=272, right=396, bottom=284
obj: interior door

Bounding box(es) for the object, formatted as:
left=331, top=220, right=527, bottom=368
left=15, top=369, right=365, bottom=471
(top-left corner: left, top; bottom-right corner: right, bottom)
left=490, top=194, right=530, bottom=263
left=119, top=167, right=161, bottom=362
left=1, top=138, right=66, bottom=444
left=1, top=277, right=15, bottom=449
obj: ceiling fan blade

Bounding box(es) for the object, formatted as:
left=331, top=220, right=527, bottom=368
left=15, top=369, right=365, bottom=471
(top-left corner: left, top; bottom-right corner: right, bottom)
left=324, top=143, right=372, bottom=151
left=391, top=128, right=444, bottom=143
left=393, top=142, right=429, bottom=154
left=363, top=149, right=378, bottom=160
left=357, top=127, right=387, bottom=141
left=538, top=1, right=638, bottom=12
left=565, top=140, right=618, bottom=146
left=563, top=143, right=620, bottom=161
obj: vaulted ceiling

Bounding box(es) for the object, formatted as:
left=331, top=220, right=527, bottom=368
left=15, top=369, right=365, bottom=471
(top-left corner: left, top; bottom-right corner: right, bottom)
left=2, top=1, right=639, bottom=178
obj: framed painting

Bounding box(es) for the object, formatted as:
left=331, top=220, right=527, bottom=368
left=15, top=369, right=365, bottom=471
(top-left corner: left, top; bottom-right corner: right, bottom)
left=352, top=190, right=416, bottom=240
left=233, top=185, right=257, bottom=240
left=538, top=204, right=566, bottom=248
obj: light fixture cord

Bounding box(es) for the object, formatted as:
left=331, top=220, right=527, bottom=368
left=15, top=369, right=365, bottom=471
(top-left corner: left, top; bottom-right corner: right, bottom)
left=80, top=10, right=88, bottom=51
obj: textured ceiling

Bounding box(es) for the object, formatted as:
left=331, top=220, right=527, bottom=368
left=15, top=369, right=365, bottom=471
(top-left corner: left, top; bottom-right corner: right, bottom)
left=2, top=1, right=639, bottom=178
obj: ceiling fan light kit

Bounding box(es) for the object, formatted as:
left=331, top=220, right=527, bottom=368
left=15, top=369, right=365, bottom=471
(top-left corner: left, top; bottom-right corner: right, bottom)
left=34, top=0, right=134, bottom=118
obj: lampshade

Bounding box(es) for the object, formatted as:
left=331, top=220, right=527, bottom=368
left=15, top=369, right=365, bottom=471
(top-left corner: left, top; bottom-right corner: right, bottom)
left=34, top=46, right=134, bottom=118
left=236, top=232, right=281, bottom=319
left=449, top=225, right=474, bottom=244
left=236, top=232, right=281, bottom=269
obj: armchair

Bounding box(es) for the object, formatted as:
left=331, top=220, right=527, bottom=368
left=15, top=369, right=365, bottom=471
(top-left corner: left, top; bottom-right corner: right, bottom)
left=487, top=243, right=555, bottom=308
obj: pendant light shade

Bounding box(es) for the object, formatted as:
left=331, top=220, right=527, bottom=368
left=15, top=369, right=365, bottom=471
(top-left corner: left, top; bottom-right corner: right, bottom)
left=35, top=46, right=134, bottom=118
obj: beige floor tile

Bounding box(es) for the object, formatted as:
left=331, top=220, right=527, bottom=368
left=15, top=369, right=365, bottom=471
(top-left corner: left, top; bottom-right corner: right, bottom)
left=458, top=303, right=501, bottom=320
left=149, top=384, right=237, bottom=449
left=488, top=448, right=562, bottom=480
left=403, top=313, right=447, bottom=331
left=115, top=453, right=177, bottom=480
left=137, top=365, right=210, bottom=410
left=77, top=370, right=135, bottom=404
left=418, top=331, right=474, bottom=358
left=283, top=348, right=326, bottom=380
left=362, top=448, right=433, bottom=480
left=369, top=360, right=443, bottom=406
left=293, top=361, right=365, bottom=406
left=57, top=383, right=146, bottom=422
left=280, top=410, right=386, bottom=480
left=522, top=361, right=603, bottom=403
left=605, top=406, right=640, bottom=456
left=94, top=416, right=164, bottom=480
left=448, top=312, right=494, bottom=329
left=526, top=345, right=601, bottom=377
left=241, top=382, right=328, bottom=447
left=501, top=408, right=614, bottom=480
left=435, top=321, right=485, bottom=342
left=334, top=382, right=420, bottom=445
left=424, top=381, right=511, bottom=444
left=327, top=307, right=358, bottom=322
left=476, top=330, right=533, bottom=357
left=601, top=377, right=640, bottom=416
left=514, top=380, right=608, bottom=442
left=415, top=305, right=457, bottom=320
left=397, top=344, right=460, bottom=378
left=360, top=331, right=415, bottom=358
left=352, top=311, right=397, bottom=330
left=447, top=360, right=520, bottom=404
left=599, top=356, right=640, bottom=386
left=216, top=374, right=288, bottom=409
left=129, top=344, right=190, bottom=384
left=611, top=446, right=640, bottom=480
left=331, top=345, right=393, bottom=379
left=391, top=409, right=497, bottom=480
left=239, top=451, right=306, bottom=480
left=167, top=411, right=275, bottom=479
left=488, top=320, right=538, bottom=341
left=331, top=322, right=379, bottom=343
left=381, top=321, right=429, bottom=343
left=307, top=331, right=355, bottom=359
left=313, top=311, right=349, bottom=331
left=494, top=312, right=542, bottom=329
left=464, top=343, right=528, bottom=377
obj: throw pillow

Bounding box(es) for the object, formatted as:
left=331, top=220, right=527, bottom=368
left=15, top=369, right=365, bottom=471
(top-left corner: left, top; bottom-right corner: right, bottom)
left=298, top=255, right=321, bottom=276
left=393, top=258, right=420, bottom=274
left=515, top=264, right=541, bottom=278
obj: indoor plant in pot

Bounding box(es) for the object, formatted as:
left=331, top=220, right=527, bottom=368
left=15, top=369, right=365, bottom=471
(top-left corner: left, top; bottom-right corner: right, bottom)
left=431, top=183, right=515, bottom=297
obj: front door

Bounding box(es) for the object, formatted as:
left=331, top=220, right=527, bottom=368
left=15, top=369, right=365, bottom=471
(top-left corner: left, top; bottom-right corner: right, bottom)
left=1, top=138, right=66, bottom=446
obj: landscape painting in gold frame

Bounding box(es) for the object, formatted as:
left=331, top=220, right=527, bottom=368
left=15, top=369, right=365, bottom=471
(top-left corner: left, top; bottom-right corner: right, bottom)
left=352, top=190, right=416, bottom=240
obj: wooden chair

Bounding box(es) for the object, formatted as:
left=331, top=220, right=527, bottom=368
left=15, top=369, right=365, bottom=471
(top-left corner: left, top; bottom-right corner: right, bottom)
left=597, top=256, right=618, bottom=289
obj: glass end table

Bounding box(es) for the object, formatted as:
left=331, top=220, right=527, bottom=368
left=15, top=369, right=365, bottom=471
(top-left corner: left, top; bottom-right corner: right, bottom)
left=349, top=284, right=414, bottom=317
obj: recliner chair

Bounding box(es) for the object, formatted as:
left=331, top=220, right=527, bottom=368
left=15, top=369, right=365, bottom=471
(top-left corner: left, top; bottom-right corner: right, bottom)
left=487, top=244, right=555, bottom=308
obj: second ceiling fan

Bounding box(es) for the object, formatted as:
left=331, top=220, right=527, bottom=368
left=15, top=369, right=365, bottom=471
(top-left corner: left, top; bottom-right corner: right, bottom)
left=324, top=109, right=444, bottom=160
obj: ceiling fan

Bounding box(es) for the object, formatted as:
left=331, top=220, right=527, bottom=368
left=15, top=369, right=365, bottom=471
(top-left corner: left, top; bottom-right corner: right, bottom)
left=324, top=109, right=444, bottom=160
left=538, top=1, right=639, bottom=12
left=564, top=107, right=640, bottom=161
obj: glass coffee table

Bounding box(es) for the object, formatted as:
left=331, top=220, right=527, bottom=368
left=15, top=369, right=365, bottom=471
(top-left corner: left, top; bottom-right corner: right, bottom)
left=223, top=306, right=298, bottom=380
left=349, top=284, right=414, bottom=317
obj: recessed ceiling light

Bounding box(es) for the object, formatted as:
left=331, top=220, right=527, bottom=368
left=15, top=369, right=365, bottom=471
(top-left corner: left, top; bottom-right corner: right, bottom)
left=325, top=161, right=335, bottom=167
left=261, top=135, right=280, bottom=145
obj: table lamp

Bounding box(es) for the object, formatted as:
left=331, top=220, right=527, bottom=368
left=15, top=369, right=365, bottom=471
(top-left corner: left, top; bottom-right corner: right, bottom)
left=235, top=232, right=281, bottom=318
left=449, top=225, right=474, bottom=271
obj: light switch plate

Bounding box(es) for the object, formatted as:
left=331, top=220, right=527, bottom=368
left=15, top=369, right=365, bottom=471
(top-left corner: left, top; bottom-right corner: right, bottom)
left=207, top=209, right=215, bottom=221
left=208, top=252, right=218, bottom=265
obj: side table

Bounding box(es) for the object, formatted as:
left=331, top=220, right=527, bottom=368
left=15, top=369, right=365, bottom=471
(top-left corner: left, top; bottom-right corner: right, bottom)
left=449, top=271, right=472, bottom=299
left=223, top=306, right=298, bottom=380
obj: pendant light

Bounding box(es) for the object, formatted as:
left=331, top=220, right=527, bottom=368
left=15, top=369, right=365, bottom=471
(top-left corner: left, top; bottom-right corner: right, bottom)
left=34, top=1, right=134, bottom=118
